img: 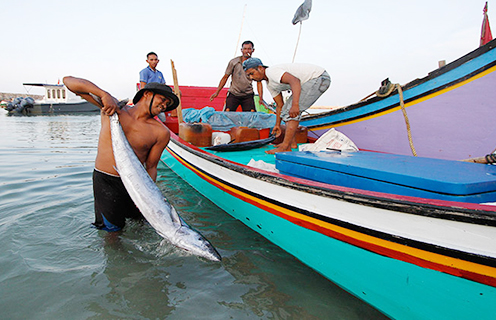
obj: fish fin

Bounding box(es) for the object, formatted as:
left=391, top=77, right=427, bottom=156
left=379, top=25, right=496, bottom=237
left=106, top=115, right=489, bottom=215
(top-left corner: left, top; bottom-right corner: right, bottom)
left=165, top=198, right=183, bottom=225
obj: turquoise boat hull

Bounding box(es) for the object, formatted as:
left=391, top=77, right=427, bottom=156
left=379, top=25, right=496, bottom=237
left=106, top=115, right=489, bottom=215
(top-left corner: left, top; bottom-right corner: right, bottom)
left=161, top=137, right=496, bottom=320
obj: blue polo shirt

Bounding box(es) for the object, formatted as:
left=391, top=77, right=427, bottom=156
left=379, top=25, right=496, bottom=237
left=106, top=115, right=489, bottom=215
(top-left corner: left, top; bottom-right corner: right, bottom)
left=139, top=66, right=166, bottom=84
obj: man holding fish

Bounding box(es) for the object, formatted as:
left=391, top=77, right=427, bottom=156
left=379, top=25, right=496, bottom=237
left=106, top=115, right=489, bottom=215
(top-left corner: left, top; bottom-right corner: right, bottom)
left=63, top=77, right=221, bottom=261
left=63, top=77, right=179, bottom=231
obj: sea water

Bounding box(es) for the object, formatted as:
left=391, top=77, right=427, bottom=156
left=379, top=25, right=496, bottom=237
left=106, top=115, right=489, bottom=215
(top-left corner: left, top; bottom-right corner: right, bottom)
left=0, top=112, right=388, bottom=319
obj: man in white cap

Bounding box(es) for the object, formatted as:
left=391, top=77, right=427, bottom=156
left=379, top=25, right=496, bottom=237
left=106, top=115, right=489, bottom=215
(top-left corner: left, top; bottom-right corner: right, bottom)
left=243, top=57, right=330, bottom=154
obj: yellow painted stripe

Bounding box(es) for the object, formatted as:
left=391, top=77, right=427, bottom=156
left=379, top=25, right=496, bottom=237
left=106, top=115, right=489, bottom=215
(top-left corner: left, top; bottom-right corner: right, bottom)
left=314, top=65, right=496, bottom=131
left=171, top=148, right=496, bottom=281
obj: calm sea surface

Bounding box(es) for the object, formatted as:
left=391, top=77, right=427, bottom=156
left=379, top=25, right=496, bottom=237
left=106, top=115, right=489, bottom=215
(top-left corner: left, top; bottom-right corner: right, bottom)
left=0, top=111, right=388, bottom=320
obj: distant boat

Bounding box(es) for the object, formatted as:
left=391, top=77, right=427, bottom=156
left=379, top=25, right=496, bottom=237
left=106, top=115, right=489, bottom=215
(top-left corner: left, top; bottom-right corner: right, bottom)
left=7, top=83, right=100, bottom=115
left=300, top=39, right=496, bottom=161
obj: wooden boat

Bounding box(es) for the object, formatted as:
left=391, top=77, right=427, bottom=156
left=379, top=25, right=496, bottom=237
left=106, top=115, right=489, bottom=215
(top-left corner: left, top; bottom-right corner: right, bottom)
left=159, top=118, right=496, bottom=319
left=7, top=83, right=100, bottom=115
left=300, top=39, right=496, bottom=161
left=176, top=86, right=228, bottom=111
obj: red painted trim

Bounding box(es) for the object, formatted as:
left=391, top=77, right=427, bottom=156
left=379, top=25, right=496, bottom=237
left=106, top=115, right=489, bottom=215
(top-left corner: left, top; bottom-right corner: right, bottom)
left=169, top=133, right=496, bottom=212
left=166, top=146, right=496, bottom=287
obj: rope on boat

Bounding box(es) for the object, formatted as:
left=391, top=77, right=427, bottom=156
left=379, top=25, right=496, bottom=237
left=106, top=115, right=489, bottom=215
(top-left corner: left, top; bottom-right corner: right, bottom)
left=486, top=153, right=496, bottom=164
left=463, top=153, right=496, bottom=164
left=304, top=79, right=418, bottom=154
left=376, top=81, right=417, bottom=157
left=395, top=84, right=417, bottom=157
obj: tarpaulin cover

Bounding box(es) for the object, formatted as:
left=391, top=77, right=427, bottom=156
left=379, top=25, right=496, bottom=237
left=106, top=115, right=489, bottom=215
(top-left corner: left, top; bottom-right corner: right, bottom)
left=183, top=107, right=276, bottom=131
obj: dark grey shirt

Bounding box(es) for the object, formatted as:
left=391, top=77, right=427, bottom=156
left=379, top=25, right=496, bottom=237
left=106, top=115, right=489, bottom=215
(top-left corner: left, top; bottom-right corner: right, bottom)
left=225, top=56, right=254, bottom=96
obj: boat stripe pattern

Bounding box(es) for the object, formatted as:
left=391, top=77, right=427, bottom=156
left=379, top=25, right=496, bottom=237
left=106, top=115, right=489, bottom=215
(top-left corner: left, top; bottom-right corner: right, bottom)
left=166, top=145, right=496, bottom=288
left=307, top=63, right=496, bottom=131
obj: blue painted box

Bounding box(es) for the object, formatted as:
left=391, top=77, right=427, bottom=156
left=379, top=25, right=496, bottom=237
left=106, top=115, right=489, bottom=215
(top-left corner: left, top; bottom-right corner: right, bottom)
left=275, top=151, right=496, bottom=203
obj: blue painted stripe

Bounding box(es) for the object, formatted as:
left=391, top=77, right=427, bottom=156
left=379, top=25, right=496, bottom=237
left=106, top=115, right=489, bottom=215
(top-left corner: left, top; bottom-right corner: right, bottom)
left=301, top=48, right=496, bottom=128
left=161, top=149, right=496, bottom=320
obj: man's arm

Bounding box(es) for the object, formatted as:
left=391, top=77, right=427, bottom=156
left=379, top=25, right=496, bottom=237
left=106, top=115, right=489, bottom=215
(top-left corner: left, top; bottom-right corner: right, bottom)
left=257, top=81, right=264, bottom=104
left=210, top=74, right=230, bottom=101
left=63, top=76, right=119, bottom=115
left=280, top=72, right=301, bottom=118
left=271, top=93, right=285, bottom=137
left=139, top=68, right=148, bottom=90
left=145, top=126, right=170, bottom=182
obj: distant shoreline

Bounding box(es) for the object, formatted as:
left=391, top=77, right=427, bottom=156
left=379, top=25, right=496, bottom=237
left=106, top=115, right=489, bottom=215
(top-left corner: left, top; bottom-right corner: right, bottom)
left=0, top=92, right=43, bottom=101
left=310, top=105, right=343, bottom=110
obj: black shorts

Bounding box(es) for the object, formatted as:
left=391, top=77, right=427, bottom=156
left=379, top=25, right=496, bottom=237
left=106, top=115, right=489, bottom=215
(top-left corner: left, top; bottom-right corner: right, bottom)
left=92, top=169, right=144, bottom=231
left=225, top=93, right=256, bottom=112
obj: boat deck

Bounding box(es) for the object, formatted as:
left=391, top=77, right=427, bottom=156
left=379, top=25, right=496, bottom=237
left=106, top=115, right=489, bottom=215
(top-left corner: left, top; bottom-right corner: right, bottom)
left=202, top=142, right=496, bottom=204
left=201, top=144, right=279, bottom=166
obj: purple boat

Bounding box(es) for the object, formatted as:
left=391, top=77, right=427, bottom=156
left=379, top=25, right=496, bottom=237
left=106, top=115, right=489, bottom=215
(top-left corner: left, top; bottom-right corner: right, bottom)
left=301, top=39, right=496, bottom=161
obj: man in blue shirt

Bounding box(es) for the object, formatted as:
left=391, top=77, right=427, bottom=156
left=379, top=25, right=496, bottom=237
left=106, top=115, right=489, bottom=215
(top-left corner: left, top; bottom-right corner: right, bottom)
left=139, top=52, right=166, bottom=89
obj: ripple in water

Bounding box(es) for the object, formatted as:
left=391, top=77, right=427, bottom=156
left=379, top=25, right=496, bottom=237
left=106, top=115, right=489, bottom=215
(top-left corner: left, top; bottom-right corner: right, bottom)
left=0, top=114, right=387, bottom=319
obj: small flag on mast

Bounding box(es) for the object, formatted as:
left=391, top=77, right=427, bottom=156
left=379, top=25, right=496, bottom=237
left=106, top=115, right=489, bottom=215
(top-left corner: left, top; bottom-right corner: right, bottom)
left=480, top=2, right=493, bottom=46
left=292, top=0, right=312, bottom=62
left=292, top=0, right=312, bottom=25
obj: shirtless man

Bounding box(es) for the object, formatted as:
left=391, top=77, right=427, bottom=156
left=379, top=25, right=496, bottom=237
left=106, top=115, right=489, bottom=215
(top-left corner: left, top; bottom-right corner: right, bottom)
left=63, top=76, right=179, bottom=231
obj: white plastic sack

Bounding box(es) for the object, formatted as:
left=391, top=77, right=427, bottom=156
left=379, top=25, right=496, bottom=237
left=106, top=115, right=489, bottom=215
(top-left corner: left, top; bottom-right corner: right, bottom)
left=299, top=128, right=358, bottom=152
left=247, top=159, right=279, bottom=173
left=212, top=132, right=231, bottom=146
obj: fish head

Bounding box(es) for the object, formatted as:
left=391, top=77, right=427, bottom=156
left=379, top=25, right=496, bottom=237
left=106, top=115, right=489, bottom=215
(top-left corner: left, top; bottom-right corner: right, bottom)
left=171, top=226, right=222, bottom=262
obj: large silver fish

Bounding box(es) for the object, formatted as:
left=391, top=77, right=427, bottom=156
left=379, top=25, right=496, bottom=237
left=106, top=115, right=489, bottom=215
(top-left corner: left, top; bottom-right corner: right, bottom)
left=109, top=113, right=221, bottom=261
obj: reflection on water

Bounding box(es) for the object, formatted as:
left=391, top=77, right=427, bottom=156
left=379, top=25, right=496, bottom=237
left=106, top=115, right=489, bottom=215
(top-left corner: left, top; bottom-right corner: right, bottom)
left=0, top=114, right=388, bottom=319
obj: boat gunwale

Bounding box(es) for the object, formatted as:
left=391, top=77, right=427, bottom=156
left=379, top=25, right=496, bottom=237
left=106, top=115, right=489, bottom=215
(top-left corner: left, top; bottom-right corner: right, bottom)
left=302, top=38, right=496, bottom=126
left=304, top=61, right=496, bottom=129
left=165, top=134, right=496, bottom=287
left=168, top=133, right=496, bottom=227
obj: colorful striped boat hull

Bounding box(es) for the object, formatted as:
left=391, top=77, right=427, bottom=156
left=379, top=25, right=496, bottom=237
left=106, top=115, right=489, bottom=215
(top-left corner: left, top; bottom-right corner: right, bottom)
left=160, top=136, right=496, bottom=319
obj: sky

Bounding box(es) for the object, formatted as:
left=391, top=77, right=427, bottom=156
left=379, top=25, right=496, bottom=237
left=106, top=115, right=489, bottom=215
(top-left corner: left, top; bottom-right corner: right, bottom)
left=2, top=0, right=493, bottom=106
